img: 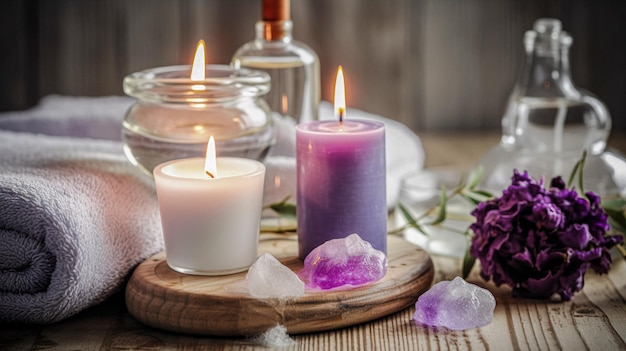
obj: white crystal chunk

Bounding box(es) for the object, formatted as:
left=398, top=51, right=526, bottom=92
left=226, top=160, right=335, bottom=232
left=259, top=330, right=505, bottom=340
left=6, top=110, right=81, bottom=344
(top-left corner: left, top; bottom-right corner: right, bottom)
left=246, top=253, right=305, bottom=298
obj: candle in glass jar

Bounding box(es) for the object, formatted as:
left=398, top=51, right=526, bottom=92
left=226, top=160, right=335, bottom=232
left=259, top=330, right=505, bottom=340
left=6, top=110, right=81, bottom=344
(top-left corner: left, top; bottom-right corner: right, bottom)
left=153, top=138, right=266, bottom=275
left=296, top=67, right=386, bottom=259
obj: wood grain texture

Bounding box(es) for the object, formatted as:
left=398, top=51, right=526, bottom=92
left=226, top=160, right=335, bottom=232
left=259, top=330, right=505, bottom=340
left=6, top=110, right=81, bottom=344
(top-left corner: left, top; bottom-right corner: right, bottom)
left=126, top=234, right=434, bottom=337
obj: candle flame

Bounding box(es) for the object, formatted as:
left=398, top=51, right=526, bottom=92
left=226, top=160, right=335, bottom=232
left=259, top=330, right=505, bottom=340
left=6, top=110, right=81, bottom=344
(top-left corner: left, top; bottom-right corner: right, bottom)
left=204, top=136, right=218, bottom=178
left=281, top=94, right=289, bottom=115
left=274, top=175, right=282, bottom=189
left=334, top=66, right=346, bottom=122
left=191, top=40, right=206, bottom=91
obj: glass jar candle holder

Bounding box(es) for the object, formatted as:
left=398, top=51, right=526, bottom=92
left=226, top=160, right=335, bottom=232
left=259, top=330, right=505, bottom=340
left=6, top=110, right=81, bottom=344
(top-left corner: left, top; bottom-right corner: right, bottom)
left=122, top=64, right=275, bottom=176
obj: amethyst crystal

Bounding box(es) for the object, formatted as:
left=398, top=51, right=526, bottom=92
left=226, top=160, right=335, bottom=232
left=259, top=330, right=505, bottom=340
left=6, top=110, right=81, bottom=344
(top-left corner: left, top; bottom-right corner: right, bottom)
left=299, top=233, right=388, bottom=290
left=413, top=277, right=496, bottom=330
left=470, top=170, right=622, bottom=301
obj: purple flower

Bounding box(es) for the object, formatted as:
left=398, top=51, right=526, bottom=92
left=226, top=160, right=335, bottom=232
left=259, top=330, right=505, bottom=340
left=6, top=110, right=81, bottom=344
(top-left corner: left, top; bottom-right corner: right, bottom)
left=470, top=170, right=622, bottom=301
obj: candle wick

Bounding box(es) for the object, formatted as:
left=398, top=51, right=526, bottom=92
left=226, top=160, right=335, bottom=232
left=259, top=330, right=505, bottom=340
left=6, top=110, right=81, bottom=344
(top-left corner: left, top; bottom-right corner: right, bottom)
left=338, top=107, right=345, bottom=123
left=205, top=170, right=216, bottom=179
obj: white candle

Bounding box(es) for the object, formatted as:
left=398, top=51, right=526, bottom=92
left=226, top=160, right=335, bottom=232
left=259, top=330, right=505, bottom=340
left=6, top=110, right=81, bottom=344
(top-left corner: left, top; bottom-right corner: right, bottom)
left=153, top=155, right=265, bottom=275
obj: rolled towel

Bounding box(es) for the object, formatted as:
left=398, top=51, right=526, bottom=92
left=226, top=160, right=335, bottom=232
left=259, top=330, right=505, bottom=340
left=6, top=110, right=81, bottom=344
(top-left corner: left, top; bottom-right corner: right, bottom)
left=0, top=95, right=133, bottom=140
left=0, top=131, right=163, bottom=324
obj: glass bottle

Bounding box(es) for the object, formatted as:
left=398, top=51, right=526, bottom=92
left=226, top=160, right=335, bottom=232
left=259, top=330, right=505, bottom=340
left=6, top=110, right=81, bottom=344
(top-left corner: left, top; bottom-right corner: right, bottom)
left=231, top=0, right=320, bottom=128
left=480, top=18, right=626, bottom=196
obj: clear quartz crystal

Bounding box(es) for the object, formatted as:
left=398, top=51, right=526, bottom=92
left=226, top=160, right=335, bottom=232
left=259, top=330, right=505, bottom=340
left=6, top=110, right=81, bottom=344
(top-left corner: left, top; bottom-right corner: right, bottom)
left=231, top=0, right=320, bottom=132
left=480, top=18, right=626, bottom=196
left=246, top=253, right=304, bottom=299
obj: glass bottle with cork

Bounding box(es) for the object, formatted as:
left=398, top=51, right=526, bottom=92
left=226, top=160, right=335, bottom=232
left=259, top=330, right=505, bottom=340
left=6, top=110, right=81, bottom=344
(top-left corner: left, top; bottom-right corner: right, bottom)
left=231, top=0, right=320, bottom=130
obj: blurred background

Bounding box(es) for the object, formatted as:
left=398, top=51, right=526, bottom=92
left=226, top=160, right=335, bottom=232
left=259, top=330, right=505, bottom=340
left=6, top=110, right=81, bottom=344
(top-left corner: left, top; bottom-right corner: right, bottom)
left=1, top=0, right=625, bottom=136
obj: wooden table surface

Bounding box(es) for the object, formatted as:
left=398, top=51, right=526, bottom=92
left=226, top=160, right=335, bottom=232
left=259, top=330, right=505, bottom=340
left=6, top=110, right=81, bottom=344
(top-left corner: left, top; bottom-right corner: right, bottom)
left=2, top=132, right=626, bottom=350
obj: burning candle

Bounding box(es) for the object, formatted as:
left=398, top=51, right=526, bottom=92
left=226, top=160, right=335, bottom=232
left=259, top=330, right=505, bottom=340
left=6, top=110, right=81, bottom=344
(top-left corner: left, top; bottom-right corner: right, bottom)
left=122, top=40, right=274, bottom=176
left=296, top=66, right=387, bottom=259
left=153, top=137, right=266, bottom=275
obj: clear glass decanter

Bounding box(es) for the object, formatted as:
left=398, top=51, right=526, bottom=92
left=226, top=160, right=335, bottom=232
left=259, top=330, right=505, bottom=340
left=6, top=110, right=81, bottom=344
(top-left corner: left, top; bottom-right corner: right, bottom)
left=231, top=0, right=320, bottom=127
left=480, top=18, right=626, bottom=197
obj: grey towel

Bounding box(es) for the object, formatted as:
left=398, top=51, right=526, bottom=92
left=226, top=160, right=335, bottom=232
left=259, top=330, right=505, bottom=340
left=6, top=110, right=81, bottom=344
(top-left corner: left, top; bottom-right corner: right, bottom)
left=0, top=111, right=162, bottom=324
left=0, top=95, right=133, bottom=140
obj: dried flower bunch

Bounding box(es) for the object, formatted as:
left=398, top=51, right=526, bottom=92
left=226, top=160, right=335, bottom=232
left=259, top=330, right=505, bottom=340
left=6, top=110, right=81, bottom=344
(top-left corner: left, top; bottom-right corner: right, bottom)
left=470, top=170, right=622, bottom=300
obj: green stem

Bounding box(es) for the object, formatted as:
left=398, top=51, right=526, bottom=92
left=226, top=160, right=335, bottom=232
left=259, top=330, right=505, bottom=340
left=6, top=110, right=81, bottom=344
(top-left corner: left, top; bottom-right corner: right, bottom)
left=616, top=243, right=626, bottom=258
left=388, top=225, right=410, bottom=236
left=416, top=187, right=463, bottom=221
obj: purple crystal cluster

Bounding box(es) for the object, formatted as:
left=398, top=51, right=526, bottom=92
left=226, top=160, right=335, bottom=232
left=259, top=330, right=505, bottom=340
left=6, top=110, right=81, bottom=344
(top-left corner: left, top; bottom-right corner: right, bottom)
left=413, top=277, right=496, bottom=330
left=470, top=170, right=622, bottom=301
left=299, top=234, right=388, bottom=290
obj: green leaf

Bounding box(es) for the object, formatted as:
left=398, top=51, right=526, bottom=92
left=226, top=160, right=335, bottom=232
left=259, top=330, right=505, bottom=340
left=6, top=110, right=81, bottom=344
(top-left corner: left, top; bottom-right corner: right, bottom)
left=461, top=194, right=482, bottom=207
left=455, top=171, right=467, bottom=190
left=601, top=197, right=626, bottom=212
left=398, top=202, right=416, bottom=224
left=567, top=159, right=581, bottom=188
left=397, top=203, right=428, bottom=236
left=601, top=197, right=626, bottom=258
left=466, top=166, right=484, bottom=190
left=606, top=223, right=626, bottom=237
left=269, top=199, right=297, bottom=221
left=602, top=199, right=626, bottom=235
left=607, top=216, right=626, bottom=234
left=429, top=184, right=448, bottom=225
left=616, top=243, right=626, bottom=258
left=471, top=189, right=495, bottom=199
left=462, top=190, right=492, bottom=204
left=462, top=246, right=476, bottom=279
left=578, top=150, right=587, bottom=194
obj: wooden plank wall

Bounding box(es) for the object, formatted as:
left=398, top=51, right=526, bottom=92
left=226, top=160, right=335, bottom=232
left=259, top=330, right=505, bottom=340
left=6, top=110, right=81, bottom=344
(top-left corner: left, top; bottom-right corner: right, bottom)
left=1, top=0, right=625, bottom=133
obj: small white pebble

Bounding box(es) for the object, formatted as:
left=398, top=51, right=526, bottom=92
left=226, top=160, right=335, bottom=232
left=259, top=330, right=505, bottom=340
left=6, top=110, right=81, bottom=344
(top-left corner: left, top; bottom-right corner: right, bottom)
left=253, top=324, right=294, bottom=348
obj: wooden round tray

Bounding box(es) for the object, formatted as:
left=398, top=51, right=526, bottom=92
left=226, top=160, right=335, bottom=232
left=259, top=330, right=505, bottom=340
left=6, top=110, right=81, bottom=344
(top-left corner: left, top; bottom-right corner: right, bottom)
left=125, top=234, right=434, bottom=336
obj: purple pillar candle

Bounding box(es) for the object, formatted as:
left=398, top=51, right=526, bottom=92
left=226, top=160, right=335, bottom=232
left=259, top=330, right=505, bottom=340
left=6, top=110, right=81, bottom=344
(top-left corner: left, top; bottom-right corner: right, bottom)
left=296, top=119, right=387, bottom=260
